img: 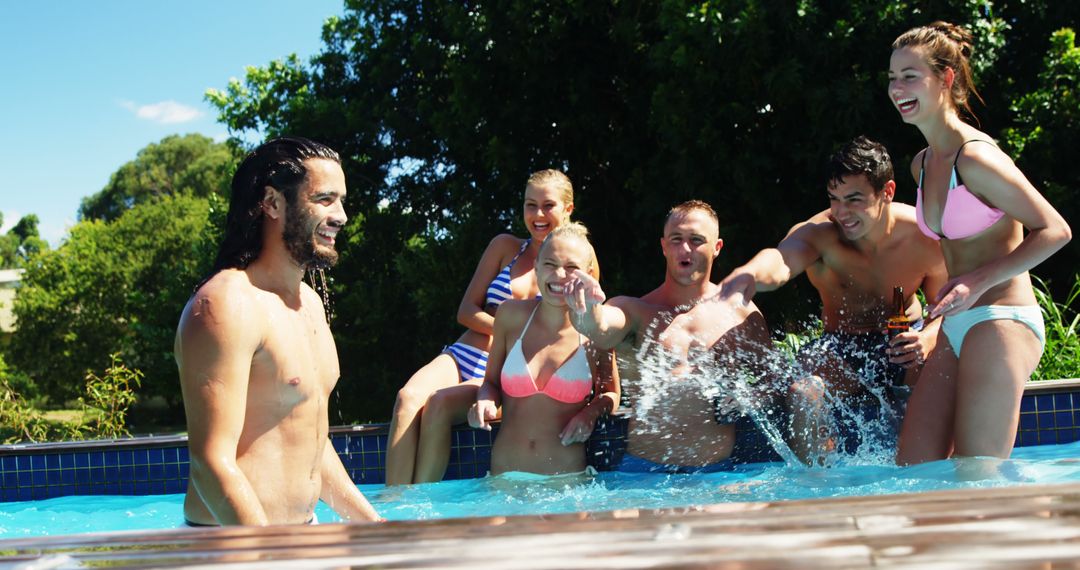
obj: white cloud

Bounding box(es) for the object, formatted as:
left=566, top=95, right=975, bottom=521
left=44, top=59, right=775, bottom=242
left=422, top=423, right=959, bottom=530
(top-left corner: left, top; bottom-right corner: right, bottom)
left=120, top=100, right=203, bottom=124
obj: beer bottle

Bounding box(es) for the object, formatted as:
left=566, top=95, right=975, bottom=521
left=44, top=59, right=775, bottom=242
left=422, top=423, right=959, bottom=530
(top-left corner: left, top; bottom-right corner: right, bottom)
left=886, top=286, right=910, bottom=339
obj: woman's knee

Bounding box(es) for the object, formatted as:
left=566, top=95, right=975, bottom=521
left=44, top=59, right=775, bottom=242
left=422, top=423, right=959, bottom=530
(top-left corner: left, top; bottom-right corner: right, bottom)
left=394, top=384, right=432, bottom=417
left=423, top=390, right=457, bottom=422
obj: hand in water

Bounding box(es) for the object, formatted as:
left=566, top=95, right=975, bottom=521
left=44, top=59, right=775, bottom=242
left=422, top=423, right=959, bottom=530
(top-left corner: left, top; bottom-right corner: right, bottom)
left=468, top=399, right=498, bottom=431
left=719, top=272, right=755, bottom=305
left=562, top=269, right=607, bottom=315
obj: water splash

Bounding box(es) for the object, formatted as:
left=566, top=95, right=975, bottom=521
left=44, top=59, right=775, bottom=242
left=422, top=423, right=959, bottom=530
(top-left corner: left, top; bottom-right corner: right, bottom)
left=306, top=268, right=334, bottom=323
left=307, top=268, right=345, bottom=425
left=625, top=306, right=902, bottom=469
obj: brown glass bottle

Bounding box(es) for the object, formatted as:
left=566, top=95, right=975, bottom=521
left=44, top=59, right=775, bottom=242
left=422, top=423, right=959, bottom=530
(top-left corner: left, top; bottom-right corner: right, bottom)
left=886, top=286, right=910, bottom=339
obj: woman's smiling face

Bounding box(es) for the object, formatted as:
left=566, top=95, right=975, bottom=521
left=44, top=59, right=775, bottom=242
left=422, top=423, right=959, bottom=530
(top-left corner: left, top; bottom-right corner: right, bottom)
left=888, top=46, right=951, bottom=124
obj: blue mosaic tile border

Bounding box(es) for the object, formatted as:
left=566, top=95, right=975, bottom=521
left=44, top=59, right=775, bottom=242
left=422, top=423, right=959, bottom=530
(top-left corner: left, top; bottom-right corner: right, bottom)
left=0, top=385, right=1076, bottom=502
left=1017, top=390, right=1079, bottom=447
left=0, top=445, right=189, bottom=502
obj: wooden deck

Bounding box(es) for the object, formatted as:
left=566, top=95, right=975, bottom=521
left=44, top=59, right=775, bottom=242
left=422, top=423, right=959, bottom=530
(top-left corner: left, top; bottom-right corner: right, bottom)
left=3, top=482, right=1080, bottom=568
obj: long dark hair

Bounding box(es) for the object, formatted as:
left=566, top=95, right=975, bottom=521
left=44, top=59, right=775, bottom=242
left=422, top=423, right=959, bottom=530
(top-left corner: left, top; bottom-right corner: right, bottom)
left=197, top=136, right=340, bottom=290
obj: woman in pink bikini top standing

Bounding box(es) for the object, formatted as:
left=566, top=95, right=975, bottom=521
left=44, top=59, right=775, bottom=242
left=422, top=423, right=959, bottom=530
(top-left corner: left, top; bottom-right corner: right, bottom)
left=469, top=222, right=620, bottom=476
left=888, top=21, right=1071, bottom=464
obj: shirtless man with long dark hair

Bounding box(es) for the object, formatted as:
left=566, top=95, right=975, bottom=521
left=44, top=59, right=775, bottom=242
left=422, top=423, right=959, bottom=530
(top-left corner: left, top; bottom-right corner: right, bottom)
left=176, top=137, right=379, bottom=526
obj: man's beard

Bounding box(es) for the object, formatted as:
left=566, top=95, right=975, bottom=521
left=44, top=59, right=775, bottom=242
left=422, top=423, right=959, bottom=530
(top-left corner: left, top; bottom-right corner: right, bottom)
left=282, top=202, right=339, bottom=270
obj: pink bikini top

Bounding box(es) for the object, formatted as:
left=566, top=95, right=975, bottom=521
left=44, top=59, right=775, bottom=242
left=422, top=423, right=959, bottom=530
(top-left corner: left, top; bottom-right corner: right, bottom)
left=501, top=306, right=593, bottom=404
left=916, top=140, right=1005, bottom=241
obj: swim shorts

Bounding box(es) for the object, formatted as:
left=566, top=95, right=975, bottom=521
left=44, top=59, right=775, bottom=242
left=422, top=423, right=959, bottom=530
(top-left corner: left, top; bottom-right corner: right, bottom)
left=796, top=322, right=923, bottom=389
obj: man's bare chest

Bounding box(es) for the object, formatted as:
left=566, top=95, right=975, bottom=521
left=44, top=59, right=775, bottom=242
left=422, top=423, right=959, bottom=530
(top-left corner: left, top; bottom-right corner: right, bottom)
left=250, top=306, right=340, bottom=404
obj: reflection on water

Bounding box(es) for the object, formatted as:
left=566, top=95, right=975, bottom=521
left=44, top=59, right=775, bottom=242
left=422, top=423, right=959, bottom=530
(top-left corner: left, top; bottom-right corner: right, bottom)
left=369, top=440, right=1080, bottom=522
left=2, top=441, right=1078, bottom=538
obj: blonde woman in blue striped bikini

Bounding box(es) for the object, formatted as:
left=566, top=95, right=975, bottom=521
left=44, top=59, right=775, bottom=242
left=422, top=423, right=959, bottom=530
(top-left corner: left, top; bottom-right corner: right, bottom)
left=385, top=170, right=595, bottom=485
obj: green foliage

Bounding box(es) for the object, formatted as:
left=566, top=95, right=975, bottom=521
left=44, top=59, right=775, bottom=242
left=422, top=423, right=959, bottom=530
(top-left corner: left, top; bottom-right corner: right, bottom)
left=1033, top=275, right=1080, bottom=381
left=773, top=318, right=822, bottom=366
left=0, top=354, right=83, bottom=443
left=1001, top=28, right=1080, bottom=295
left=82, top=353, right=143, bottom=439
left=8, top=193, right=219, bottom=412
left=79, top=134, right=240, bottom=222
left=5, top=135, right=238, bottom=421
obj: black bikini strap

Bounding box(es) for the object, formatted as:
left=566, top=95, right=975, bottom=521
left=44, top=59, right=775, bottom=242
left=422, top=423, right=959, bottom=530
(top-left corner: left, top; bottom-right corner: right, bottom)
left=918, top=148, right=928, bottom=188
left=952, top=140, right=994, bottom=188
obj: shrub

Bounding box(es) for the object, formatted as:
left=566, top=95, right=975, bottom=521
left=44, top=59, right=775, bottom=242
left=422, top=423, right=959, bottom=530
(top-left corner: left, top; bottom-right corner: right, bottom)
left=1034, top=275, right=1080, bottom=381
left=82, top=353, right=143, bottom=439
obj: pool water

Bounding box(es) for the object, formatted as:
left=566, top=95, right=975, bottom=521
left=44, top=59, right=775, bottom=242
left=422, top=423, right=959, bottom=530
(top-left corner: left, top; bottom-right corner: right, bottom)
left=3, top=440, right=1079, bottom=539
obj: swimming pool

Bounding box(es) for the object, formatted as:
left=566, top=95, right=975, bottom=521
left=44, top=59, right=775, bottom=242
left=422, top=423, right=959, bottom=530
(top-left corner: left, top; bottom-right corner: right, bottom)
left=3, top=439, right=1079, bottom=539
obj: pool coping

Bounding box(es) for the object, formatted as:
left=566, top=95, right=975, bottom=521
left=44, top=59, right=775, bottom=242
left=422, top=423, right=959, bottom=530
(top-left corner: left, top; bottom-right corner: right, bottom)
left=2, top=480, right=1079, bottom=567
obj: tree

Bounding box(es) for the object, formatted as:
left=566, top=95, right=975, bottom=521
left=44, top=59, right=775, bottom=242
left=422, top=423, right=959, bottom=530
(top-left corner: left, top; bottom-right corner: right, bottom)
left=0, top=213, right=47, bottom=269
left=6, top=135, right=238, bottom=418
left=79, top=133, right=239, bottom=222
left=8, top=193, right=220, bottom=412
left=1001, top=28, right=1080, bottom=293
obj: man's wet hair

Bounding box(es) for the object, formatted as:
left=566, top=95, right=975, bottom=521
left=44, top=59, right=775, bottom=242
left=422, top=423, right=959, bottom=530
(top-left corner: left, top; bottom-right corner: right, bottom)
left=826, top=136, right=894, bottom=192
left=665, top=200, right=719, bottom=228
left=197, top=136, right=340, bottom=290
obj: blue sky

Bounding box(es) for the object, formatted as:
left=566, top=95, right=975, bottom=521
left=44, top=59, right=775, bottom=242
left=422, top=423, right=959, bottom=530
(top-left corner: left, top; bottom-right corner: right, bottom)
left=0, top=0, right=344, bottom=245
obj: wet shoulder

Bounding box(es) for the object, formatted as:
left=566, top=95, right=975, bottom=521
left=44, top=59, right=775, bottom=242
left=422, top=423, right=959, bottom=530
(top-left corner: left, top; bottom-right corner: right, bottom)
left=717, top=299, right=770, bottom=351
left=185, top=270, right=260, bottom=319
left=890, top=203, right=941, bottom=248
left=178, top=270, right=264, bottom=343
left=299, top=280, right=325, bottom=309
left=953, top=140, right=1016, bottom=195
left=485, top=233, right=528, bottom=266
left=492, top=297, right=536, bottom=332
left=792, top=210, right=843, bottom=247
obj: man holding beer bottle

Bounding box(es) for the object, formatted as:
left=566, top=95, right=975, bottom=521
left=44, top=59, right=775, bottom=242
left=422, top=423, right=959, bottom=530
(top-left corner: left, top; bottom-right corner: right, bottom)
left=720, top=136, right=947, bottom=464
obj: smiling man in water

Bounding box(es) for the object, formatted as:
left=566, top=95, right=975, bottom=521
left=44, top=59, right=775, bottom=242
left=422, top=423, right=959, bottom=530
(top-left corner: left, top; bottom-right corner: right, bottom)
left=175, top=137, right=380, bottom=526
left=563, top=200, right=771, bottom=472
left=720, top=136, right=947, bottom=464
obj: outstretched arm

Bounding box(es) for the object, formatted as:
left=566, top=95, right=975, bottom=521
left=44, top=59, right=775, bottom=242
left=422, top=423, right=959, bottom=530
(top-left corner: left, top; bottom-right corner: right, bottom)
left=176, top=286, right=268, bottom=526
left=319, top=443, right=381, bottom=522
left=563, top=270, right=636, bottom=350
left=720, top=219, right=824, bottom=302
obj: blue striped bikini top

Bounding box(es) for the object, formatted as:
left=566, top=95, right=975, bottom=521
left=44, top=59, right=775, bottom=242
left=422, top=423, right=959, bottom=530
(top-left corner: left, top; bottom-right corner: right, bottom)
left=484, top=239, right=530, bottom=308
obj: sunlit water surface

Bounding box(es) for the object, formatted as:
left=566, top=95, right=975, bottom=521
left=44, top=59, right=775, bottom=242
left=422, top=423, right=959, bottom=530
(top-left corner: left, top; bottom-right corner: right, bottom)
left=1, top=440, right=1078, bottom=539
